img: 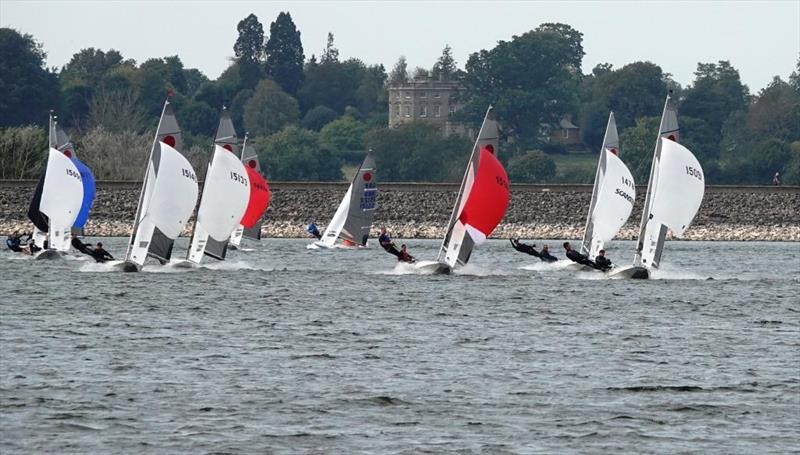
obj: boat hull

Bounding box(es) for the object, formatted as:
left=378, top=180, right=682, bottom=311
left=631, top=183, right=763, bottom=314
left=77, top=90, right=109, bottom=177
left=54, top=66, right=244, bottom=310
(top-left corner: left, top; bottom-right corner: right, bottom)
left=118, top=261, right=141, bottom=273
left=34, top=249, right=64, bottom=260
left=609, top=266, right=649, bottom=279
left=414, top=260, right=451, bottom=275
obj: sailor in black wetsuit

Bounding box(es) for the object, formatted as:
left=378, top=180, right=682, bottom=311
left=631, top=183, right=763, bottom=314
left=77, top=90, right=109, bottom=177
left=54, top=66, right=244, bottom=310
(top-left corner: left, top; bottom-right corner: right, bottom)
left=71, top=236, right=93, bottom=255
left=510, top=238, right=557, bottom=262
left=90, top=242, right=114, bottom=263
left=563, top=242, right=598, bottom=268
left=397, top=244, right=414, bottom=263
left=379, top=227, right=402, bottom=258
left=594, top=249, right=612, bottom=271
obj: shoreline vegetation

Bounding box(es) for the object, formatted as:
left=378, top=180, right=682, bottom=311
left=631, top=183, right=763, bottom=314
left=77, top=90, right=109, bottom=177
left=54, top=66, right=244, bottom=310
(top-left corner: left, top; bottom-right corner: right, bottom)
left=1, top=182, right=798, bottom=242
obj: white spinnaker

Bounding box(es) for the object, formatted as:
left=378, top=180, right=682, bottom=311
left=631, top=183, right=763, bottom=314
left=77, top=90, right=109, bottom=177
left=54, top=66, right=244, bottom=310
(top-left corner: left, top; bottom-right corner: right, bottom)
left=639, top=138, right=704, bottom=267
left=187, top=145, right=250, bottom=263
left=148, top=142, right=199, bottom=238
left=586, top=149, right=636, bottom=258
left=319, top=185, right=353, bottom=247
left=40, top=149, right=84, bottom=251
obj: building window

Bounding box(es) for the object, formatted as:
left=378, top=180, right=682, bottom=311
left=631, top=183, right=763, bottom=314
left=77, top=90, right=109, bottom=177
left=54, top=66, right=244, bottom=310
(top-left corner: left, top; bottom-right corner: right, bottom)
left=395, top=104, right=400, bottom=117
left=404, top=105, right=411, bottom=117
left=434, top=105, right=441, bottom=117
left=420, top=91, right=427, bottom=98
left=433, top=92, right=441, bottom=98
left=449, top=105, right=456, bottom=114
left=420, top=105, right=427, bottom=117
left=562, top=129, right=569, bottom=139
left=405, top=92, right=411, bottom=99
left=395, top=92, right=401, bottom=100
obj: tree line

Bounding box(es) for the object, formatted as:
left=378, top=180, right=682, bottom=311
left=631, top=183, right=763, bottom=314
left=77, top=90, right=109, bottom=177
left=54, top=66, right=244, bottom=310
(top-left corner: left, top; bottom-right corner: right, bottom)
left=0, top=15, right=797, bottom=184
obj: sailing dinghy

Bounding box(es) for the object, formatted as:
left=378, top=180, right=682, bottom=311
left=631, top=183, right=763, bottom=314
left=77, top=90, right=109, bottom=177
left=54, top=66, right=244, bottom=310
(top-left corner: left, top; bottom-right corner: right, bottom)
left=121, top=98, right=199, bottom=272
left=566, top=112, right=635, bottom=272
left=415, top=107, right=510, bottom=274
left=307, top=153, right=378, bottom=249
left=185, top=109, right=251, bottom=265
left=610, top=94, right=705, bottom=279
left=27, top=113, right=91, bottom=259
left=228, top=134, right=271, bottom=250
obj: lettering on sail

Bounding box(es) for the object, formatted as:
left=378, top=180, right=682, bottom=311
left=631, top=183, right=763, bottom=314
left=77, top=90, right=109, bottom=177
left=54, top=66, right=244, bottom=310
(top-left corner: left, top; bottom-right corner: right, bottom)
left=360, top=182, right=377, bottom=210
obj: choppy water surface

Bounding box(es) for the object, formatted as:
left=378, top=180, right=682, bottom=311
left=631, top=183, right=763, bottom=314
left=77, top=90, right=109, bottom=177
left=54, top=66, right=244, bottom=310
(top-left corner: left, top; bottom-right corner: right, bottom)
left=1, top=238, right=798, bottom=453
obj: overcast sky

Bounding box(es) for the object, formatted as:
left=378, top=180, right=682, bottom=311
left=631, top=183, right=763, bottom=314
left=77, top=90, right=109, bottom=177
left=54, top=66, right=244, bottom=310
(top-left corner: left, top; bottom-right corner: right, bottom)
left=2, top=0, right=798, bottom=92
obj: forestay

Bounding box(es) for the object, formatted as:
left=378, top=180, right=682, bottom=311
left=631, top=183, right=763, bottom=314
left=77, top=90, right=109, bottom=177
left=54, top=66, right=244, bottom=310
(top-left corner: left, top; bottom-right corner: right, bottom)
left=318, top=153, right=377, bottom=247
left=437, top=107, right=510, bottom=269
left=580, top=112, right=635, bottom=259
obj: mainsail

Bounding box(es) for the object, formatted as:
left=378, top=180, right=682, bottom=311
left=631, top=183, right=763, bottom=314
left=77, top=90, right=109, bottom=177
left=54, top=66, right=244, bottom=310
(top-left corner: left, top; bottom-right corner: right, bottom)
left=229, top=135, right=271, bottom=247
left=124, top=99, right=199, bottom=269
left=633, top=95, right=705, bottom=270
left=437, top=107, right=510, bottom=269
left=317, top=153, right=378, bottom=247
left=580, top=112, right=635, bottom=259
left=187, top=110, right=251, bottom=263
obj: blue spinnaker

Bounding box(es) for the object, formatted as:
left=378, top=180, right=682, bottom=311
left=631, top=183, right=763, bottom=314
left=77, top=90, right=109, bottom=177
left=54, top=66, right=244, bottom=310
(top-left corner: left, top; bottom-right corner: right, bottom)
left=71, top=157, right=95, bottom=229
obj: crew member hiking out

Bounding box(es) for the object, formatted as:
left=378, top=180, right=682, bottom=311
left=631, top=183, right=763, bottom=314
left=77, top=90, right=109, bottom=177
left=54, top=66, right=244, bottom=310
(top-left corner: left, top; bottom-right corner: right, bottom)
left=563, top=242, right=598, bottom=268
left=397, top=244, right=414, bottom=263
left=90, top=242, right=114, bottom=263
left=306, top=219, right=321, bottom=240
left=6, top=231, right=24, bottom=253
left=378, top=227, right=402, bottom=258
left=510, top=238, right=557, bottom=262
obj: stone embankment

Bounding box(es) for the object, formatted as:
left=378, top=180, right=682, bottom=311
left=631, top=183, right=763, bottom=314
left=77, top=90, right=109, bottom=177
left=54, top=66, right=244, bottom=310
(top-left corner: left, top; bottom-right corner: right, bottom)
left=1, top=181, right=798, bottom=241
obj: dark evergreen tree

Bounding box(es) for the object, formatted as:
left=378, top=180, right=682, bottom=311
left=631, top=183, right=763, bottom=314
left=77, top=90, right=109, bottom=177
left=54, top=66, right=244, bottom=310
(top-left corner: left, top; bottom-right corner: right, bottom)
left=0, top=28, right=60, bottom=127
left=389, top=56, right=408, bottom=86
left=321, top=32, right=339, bottom=64
left=264, top=12, right=305, bottom=95
left=234, top=14, right=265, bottom=63
left=431, top=45, right=457, bottom=81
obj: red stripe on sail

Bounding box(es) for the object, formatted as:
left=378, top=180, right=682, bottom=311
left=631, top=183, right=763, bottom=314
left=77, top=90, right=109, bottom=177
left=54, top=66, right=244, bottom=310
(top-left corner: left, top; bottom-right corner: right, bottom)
left=458, top=147, right=510, bottom=240
left=240, top=167, right=271, bottom=228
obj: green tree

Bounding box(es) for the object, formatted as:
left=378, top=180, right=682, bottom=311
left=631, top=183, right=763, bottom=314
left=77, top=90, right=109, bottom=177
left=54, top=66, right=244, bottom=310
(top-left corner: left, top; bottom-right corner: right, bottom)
left=255, top=125, right=342, bottom=181
left=745, top=77, right=800, bottom=141
left=0, top=28, right=60, bottom=127
left=364, top=123, right=473, bottom=182
left=619, top=116, right=661, bottom=183
left=301, top=105, right=338, bottom=131
left=299, top=58, right=384, bottom=115
left=243, top=79, right=300, bottom=136
left=264, top=12, right=304, bottom=95
left=60, top=47, right=128, bottom=88
left=431, top=44, right=457, bottom=81
left=507, top=151, right=556, bottom=183
left=234, top=13, right=265, bottom=63
left=0, top=126, right=47, bottom=178
left=389, top=56, right=408, bottom=86
left=461, top=24, right=584, bottom=146
left=319, top=115, right=368, bottom=151
left=320, top=32, right=339, bottom=64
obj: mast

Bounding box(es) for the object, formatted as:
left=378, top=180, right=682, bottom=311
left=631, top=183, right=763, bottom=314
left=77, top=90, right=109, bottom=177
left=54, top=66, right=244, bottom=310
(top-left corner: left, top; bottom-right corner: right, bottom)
left=580, top=112, right=618, bottom=256
left=633, top=93, right=679, bottom=267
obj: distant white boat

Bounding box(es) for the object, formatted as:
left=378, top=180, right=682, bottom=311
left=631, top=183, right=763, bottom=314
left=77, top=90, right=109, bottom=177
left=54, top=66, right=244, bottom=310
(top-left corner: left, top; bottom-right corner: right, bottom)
left=121, top=98, right=199, bottom=272
left=186, top=109, right=251, bottom=264
left=228, top=134, right=271, bottom=250
left=308, top=153, right=377, bottom=250
left=27, top=113, right=91, bottom=259
left=415, top=106, right=510, bottom=274
left=567, top=112, right=636, bottom=272
left=611, top=94, right=705, bottom=279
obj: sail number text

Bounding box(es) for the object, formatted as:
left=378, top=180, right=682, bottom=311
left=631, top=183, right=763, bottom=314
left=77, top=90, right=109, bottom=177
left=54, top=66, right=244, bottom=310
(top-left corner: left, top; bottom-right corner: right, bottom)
left=66, top=168, right=82, bottom=181
left=685, top=166, right=703, bottom=181
left=620, top=176, right=634, bottom=189
left=230, top=171, right=248, bottom=186
left=360, top=183, right=377, bottom=210
left=182, top=168, right=197, bottom=182
left=495, top=176, right=509, bottom=190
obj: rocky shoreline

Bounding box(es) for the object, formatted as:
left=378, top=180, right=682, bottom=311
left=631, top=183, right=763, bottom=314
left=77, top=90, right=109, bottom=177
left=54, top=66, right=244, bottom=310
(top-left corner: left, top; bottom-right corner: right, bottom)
left=1, top=182, right=798, bottom=241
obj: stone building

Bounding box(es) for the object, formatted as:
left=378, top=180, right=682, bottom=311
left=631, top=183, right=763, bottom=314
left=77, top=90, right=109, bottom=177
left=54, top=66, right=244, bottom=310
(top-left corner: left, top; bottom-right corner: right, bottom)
left=387, top=77, right=465, bottom=135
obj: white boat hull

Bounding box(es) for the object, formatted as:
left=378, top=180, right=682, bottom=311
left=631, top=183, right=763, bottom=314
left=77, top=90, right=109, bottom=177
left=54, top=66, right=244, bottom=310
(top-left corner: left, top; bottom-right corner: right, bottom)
left=608, top=266, right=649, bottom=279
left=414, top=260, right=451, bottom=275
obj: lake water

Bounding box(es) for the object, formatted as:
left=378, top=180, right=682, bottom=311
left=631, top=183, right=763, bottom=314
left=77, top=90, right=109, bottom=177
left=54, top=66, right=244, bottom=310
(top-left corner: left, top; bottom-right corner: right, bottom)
left=1, top=238, right=798, bottom=453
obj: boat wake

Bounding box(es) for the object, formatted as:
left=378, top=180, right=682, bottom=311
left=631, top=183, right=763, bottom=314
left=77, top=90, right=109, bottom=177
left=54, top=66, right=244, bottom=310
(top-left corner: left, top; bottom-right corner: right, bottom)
left=78, top=260, right=124, bottom=272
left=519, top=261, right=573, bottom=272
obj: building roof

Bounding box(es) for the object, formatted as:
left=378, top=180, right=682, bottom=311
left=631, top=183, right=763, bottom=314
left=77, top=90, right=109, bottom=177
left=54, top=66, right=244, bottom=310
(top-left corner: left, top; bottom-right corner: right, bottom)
left=559, top=117, right=579, bottom=130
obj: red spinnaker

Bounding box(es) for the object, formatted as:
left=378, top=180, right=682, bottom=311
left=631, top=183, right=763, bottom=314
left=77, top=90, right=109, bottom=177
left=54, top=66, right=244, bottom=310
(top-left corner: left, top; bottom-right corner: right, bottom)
left=458, top=147, right=510, bottom=242
left=240, top=168, right=270, bottom=228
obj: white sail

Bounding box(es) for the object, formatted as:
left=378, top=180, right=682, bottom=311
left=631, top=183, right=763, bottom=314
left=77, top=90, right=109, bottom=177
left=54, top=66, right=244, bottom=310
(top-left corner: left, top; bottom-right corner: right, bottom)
left=126, top=141, right=198, bottom=267
left=187, top=145, right=251, bottom=264
left=39, top=149, right=84, bottom=251
left=638, top=138, right=704, bottom=268
left=583, top=149, right=636, bottom=259
left=318, top=185, right=353, bottom=247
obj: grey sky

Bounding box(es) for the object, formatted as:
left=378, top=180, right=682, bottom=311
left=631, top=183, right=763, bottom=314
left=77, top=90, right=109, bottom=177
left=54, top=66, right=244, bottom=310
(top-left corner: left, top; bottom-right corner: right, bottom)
left=2, top=0, right=798, bottom=92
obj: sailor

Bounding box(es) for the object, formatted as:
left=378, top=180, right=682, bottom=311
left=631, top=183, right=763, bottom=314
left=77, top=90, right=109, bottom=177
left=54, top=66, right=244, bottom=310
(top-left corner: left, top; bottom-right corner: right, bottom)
left=594, top=249, right=613, bottom=271
left=306, top=219, right=321, bottom=240
left=71, top=235, right=94, bottom=255
left=5, top=231, right=24, bottom=253
left=90, top=242, right=114, bottom=263
left=563, top=242, right=597, bottom=268
left=379, top=227, right=402, bottom=258
left=397, top=244, right=414, bottom=263
left=539, top=244, right=558, bottom=262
